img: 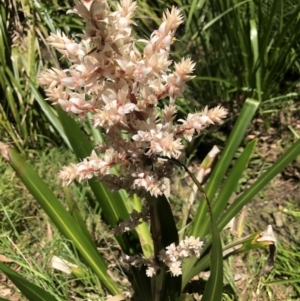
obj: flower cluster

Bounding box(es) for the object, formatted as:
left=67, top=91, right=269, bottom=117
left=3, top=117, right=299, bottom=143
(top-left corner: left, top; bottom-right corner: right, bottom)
left=121, top=254, right=160, bottom=277
left=122, top=236, right=203, bottom=277
left=159, top=236, right=203, bottom=276
left=39, top=0, right=227, bottom=197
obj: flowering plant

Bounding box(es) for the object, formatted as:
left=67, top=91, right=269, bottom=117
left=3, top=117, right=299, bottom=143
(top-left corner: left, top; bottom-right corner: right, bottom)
left=39, top=0, right=227, bottom=198
left=38, top=0, right=227, bottom=298
left=2, top=0, right=299, bottom=300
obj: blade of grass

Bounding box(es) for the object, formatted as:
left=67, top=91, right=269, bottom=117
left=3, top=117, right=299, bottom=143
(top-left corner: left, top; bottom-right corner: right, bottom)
left=201, top=0, right=250, bottom=33
left=250, top=17, right=262, bottom=102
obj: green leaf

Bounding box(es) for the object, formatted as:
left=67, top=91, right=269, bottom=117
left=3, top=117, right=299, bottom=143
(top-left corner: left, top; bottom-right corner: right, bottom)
left=131, top=194, right=153, bottom=258
left=178, top=165, right=223, bottom=296
left=56, top=108, right=143, bottom=255
left=190, top=98, right=259, bottom=238
left=201, top=210, right=223, bottom=301
left=156, top=195, right=181, bottom=300
left=30, top=84, right=72, bottom=149
left=63, top=186, right=95, bottom=246
left=0, top=143, right=119, bottom=295
left=0, top=263, right=59, bottom=301
left=218, top=137, right=300, bottom=231
left=201, top=139, right=257, bottom=237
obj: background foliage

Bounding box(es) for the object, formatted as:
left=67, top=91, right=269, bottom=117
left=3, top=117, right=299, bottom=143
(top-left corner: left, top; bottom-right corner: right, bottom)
left=1, top=0, right=300, bottom=300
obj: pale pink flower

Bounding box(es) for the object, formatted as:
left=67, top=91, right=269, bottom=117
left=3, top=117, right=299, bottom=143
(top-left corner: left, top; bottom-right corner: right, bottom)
left=40, top=0, right=227, bottom=197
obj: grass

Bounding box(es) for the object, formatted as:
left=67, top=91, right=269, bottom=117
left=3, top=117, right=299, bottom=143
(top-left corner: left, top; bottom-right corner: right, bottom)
left=1, top=0, right=300, bottom=299
left=1, top=146, right=300, bottom=300
left=0, top=147, right=121, bottom=301
left=0, top=0, right=83, bottom=151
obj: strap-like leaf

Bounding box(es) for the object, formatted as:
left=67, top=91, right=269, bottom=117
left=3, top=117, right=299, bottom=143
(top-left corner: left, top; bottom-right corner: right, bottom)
left=181, top=166, right=223, bottom=300
left=0, top=143, right=119, bottom=295
left=201, top=139, right=257, bottom=237
left=56, top=107, right=142, bottom=254
left=163, top=158, right=223, bottom=298
left=190, top=98, right=259, bottom=238
left=0, top=263, right=59, bottom=301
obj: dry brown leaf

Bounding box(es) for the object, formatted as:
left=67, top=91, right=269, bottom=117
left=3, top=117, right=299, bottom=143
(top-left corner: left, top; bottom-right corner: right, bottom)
left=0, top=255, right=13, bottom=263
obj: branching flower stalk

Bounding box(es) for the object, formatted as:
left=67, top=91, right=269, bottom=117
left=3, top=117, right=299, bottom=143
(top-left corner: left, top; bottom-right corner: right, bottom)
left=39, top=0, right=227, bottom=295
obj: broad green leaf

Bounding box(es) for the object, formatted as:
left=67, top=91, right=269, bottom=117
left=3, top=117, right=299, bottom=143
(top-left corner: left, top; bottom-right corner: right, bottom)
left=0, top=263, right=59, bottom=301
left=156, top=195, right=181, bottom=300
left=0, top=143, right=119, bottom=295
left=131, top=267, right=152, bottom=301
left=147, top=194, right=181, bottom=299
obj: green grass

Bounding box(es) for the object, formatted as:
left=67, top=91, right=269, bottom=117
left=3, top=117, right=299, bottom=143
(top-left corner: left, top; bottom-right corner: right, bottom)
left=0, top=147, right=125, bottom=301
left=0, top=0, right=83, bottom=151
left=1, top=147, right=300, bottom=300
left=1, top=0, right=300, bottom=299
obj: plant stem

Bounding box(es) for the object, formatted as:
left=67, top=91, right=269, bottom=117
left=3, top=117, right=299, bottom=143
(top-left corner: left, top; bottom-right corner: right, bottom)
left=149, top=200, right=163, bottom=301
